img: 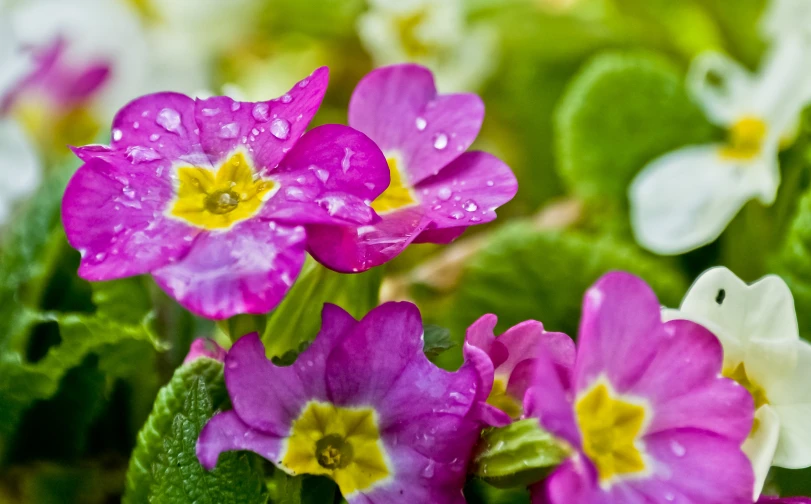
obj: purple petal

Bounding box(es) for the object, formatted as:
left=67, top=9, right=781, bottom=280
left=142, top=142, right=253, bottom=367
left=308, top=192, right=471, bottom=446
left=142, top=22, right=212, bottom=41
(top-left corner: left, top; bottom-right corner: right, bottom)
left=306, top=206, right=433, bottom=273
left=574, top=272, right=662, bottom=394
left=152, top=220, right=306, bottom=319
left=634, top=319, right=753, bottom=441
left=196, top=410, right=282, bottom=470
left=325, top=302, right=425, bottom=405
left=465, top=314, right=509, bottom=369
left=194, top=67, right=329, bottom=170
left=536, top=459, right=606, bottom=504
left=415, top=151, right=517, bottom=232
left=62, top=157, right=199, bottom=281
left=348, top=64, right=484, bottom=184
left=183, top=338, right=227, bottom=364
left=526, top=346, right=580, bottom=448
left=223, top=306, right=357, bottom=435
left=412, top=226, right=466, bottom=244
left=260, top=124, right=388, bottom=226
left=461, top=343, right=510, bottom=427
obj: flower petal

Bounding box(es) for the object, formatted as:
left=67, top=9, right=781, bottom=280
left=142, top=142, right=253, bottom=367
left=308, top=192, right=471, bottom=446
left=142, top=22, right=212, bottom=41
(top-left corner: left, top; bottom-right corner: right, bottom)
left=196, top=410, right=282, bottom=470
left=526, top=345, right=580, bottom=448
left=348, top=64, right=484, bottom=184
left=415, top=151, right=517, bottom=233
left=306, top=206, right=433, bottom=273
left=629, top=145, right=778, bottom=255
left=260, top=124, right=388, bottom=226
left=770, top=341, right=811, bottom=468
left=687, top=51, right=754, bottom=126
left=62, top=156, right=198, bottom=281
left=744, top=405, right=781, bottom=499
left=152, top=220, right=306, bottom=319
left=194, top=67, right=329, bottom=169
left=0, top=118, right=40, bottom=201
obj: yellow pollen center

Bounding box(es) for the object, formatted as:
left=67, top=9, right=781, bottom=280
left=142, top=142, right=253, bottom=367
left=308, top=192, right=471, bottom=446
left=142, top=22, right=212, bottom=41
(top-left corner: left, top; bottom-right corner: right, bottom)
left=396, top=11, right=432, bottom=58
left=281, top=401, right=390, bottom=496
left=371, top=157, right=419, bottom=214
left=725, top=362, right=769, bottom=414
left=719, top=116, right=767, bottom=160
left=486, top=378, right=523, bottom=419
left=575, top=382, right=647, bottom=484
left=169, top=152, right=274, bottom=230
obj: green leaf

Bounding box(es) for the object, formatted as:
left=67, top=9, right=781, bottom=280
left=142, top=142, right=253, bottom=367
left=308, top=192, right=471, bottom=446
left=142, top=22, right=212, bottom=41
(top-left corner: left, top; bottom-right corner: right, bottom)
left=261, top=258, right=382, bottom=359
left=423, top=325, right=455, bottom=361
left=773, top=186, right=811, bottom=340
left=140, top=374, right=266, bottom=503
left=441, top=222, right=687, bottom=367
left=472, top=418, right=571, bottom=489
left=123, top=358, right=228, bottom=504
left=91, top=278, right=152, bottom=325
left=555, top=50, right=716, bottom=204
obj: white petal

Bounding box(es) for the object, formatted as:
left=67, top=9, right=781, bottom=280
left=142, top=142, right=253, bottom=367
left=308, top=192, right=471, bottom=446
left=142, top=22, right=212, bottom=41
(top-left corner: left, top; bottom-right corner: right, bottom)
left=629, top=145, right=777, bottom=255
left=0, top=119, right=41, bottom=201
left=687, top=51, right=754, bottom=126
left=743, top=405, right=781, bottom=500
left=770, top=341, right=811, bottom=468
left=760, top=0, right=811, bottom=41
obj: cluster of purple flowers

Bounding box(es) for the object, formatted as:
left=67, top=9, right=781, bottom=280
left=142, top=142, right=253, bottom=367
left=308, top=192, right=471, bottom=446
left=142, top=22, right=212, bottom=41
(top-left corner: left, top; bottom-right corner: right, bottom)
left=62, top=65, right=807, bottom=504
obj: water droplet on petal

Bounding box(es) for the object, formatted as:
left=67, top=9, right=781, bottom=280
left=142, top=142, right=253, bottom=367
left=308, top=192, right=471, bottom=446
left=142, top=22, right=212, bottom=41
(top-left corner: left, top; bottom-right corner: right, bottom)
left=126, top=146, right=162, bottom=163
left=462, top=199, right=478, bottom=212
left=112, top=129, right=123, bottom=141
left=433, top=132, right=448, bottom=150
left=285, top=187, right=307, bottom=201
left=149, top=133, right=160, bottom=142
left=252, top=103, right=269, bottom=122
left=341, top=147, right=354, bottom=172
left=94, top=252, right=107, bottom=262
left=219, top=123, right=239, bottom=139
left=156, top=108, right=181, bottom=132
left=202, top=107, right=220, bottom=117
left=422, top=460, right=435, bottom=478
left=133, top=121, right=139, bottom=129
left=437, top=187, right=452, bottom=201
left=310, top=165, right=329, bottom=183
left=270, top=118, right=290, bottom=140
left=670, top=440, right=686, bottom=457
left=231, top=102, right=241, bottom=111
left=470, top=216, right=481, bottom=222
left=415, top=117, right=427, bottom=131
left=298, top=78, right=310, bottom=88
left=450, top=210, right=465, bottom=220
left=486, top=180, right=494, bottom=187
left=364, top=182, right=375, bottom=190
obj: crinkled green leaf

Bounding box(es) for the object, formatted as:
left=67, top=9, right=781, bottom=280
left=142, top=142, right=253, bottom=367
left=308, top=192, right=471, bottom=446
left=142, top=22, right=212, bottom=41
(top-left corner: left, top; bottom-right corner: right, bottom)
left=261, top=258, right=382, bottom=359
left=423, top=324, right=455, bottom=361
left=145, top=376, right=267, bottom=504
left=555, top=50, right=716, bottom=203
left=124, top=358, right=227, bottom=504
left=443, top=222, right=687, bottom=366
left=473, top=419, right=570, bottom=489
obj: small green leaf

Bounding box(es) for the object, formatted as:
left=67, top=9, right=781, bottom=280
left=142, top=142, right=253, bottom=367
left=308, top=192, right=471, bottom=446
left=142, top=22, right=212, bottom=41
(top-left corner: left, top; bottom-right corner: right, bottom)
left=123, top=358, right=228, bottom=504
left=147, top=377, right=267, bottom=503
left=261, top=258, right=382, bottom=359
left=423, top=325, right=455, bottom=360
left=555, top=50, right=716, bottom=204
left=473, top=418, right=570, bottom=489
left=442, top=222, right=687, bottom=367
left=773, top=187, right=811, bottom=340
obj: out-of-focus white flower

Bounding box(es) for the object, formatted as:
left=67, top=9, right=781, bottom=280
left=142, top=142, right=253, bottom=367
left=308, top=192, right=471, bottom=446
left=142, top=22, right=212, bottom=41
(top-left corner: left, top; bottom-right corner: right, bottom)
left=664, top=267, right=811, bottom=499
left=0, top=119, right=40, bottom=225
left=629, top=35, right=811, bottom=255
left=761, top=0, right=811, bottom=42
left=357, top=0, right=497, bottom=91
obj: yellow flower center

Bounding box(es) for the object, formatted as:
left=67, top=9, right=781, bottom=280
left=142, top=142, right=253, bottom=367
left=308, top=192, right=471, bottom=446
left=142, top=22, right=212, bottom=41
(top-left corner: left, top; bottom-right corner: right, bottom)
left=724, top=362, right=768, bottom=435
left=280, top=401, right=390, bottom=497
left=14, top=99, right=100, bottom=160
left=169, top=152, right=275, bottom=230
left=370, top=156, right=419, bottom=215
left=719, top=116, right=767, bottom=160
left=575, top=382, right=648, bottom=485
left=396, top=11, right=432, bottom=58
left=486, top=378, right=523, bottom=419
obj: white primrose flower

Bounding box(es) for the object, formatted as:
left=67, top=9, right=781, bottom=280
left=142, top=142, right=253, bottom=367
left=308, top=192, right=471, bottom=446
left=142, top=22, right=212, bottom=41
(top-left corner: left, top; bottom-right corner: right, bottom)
left=629, top=35, right=811, bottom=255
left=664, top=267, right=811, bottom=499
left=357, top=0, right=497, bottom=91
left=761, top=0, right=811, bottom=42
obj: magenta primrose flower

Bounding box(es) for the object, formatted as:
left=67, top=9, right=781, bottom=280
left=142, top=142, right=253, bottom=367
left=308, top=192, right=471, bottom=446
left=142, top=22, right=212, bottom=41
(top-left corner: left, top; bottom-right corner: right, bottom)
left=528, top=272, right=755, bottom=504
left=307, top=63, right=518, bottom=272
left=183, top=338, right=227, bottom=365
left=62, top=68, right=390, bottom=319
left=465, top=314, right=574, bottom=420
left=197, top=302, right=490, bottom=503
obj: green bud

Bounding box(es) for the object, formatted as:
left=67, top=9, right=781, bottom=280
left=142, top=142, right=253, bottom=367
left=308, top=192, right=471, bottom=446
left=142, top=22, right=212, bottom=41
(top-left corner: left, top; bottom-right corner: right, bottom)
left=472, top=418, right=571, bottom=489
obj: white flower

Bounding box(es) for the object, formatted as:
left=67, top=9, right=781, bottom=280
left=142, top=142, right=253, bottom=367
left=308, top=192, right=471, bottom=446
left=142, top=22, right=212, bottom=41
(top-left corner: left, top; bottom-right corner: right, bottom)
left=629, top=35, right=811, bottom=255
left=0, top=119, right=40, bottom=226
left=357, top=0, right=497, bottom=91
left=761, top=0, right=811, bottom=42
left=664, top=267, right=811, bottom=499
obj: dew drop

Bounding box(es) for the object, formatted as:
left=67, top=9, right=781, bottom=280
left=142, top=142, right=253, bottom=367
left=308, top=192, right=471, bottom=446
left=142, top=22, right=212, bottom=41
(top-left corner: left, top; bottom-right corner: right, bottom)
left=450, top=210, right=465, bottom=220
left=422, top=460, right=435, bottom=478
left=218, top=122, right=239, bottom=139
left=298, top=78, right=310, bottom=88
left=470, top=216, right=481, bottom=222
left=281, top=94, right=292, bottom=103
left=364, top=182, right=375, bottom=190
left=486, top=180, right=494, bottom=187
left=415, top=117, right=427, bottom=131
left=94, top=252, right=107, bottom=262
left=252, top=103, right=270, bottom=122
left=112, top=129, right=123, bottom=141
left=231, top=101, right=241, bottom=111
left=156, top=108, right=181, bottom=132
left=462, top=199, right=478, bottom=212
left=437, top=187, right=452, bottom=201
left=270, top=118, right=290, bottom=140
left=285, top=187, right=307, bottom=201
left=202, top=107, right=220, bottom=117
left=341, top=147, right=354, bottom=172
left=126, top=146, right=162, bottom=163
left=670, top=440, right=686, bottom=457
left=310, top=165, right=329, bottom=183
left=133, top=121, right=139, bottom=129
left=149, top=133, right=160, bottom=142
left=433, top=132, right=448, bottom=150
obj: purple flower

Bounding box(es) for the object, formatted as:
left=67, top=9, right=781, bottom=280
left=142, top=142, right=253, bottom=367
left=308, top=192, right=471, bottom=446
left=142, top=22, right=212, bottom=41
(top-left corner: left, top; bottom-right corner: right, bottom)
left=465, top=314, right=574, bottom=421
left=183, top=338, right=227, bottom=364
left=528, top=272, right=755, bottom=504
left=197, top=302, right=486, bottom=503
left=62, top=68, right=390, bottom=319
left=307, top=64, right=518, bottom=273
